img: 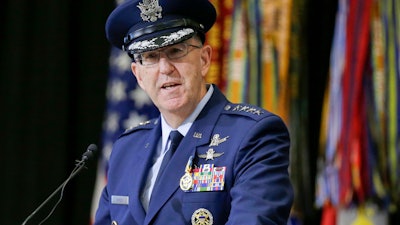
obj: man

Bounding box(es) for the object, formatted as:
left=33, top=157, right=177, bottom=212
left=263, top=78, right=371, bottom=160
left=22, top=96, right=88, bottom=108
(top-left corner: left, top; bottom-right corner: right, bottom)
left=94, top=0, right=293, bottom=224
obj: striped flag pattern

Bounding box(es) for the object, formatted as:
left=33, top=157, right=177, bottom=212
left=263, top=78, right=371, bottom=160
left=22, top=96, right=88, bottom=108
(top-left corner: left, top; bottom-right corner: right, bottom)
left=316, top=0, right=400, bottom=224
left=90, top=47, right=159, bottom=223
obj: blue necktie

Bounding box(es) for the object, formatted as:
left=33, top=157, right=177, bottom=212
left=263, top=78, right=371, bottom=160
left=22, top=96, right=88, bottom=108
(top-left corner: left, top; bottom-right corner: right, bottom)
left=157, top=130, right=183, bottom=178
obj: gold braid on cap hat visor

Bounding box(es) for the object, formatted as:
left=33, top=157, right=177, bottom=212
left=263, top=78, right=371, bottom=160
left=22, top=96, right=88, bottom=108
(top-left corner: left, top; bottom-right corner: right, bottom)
left=122, top=18, right=205, bottom=50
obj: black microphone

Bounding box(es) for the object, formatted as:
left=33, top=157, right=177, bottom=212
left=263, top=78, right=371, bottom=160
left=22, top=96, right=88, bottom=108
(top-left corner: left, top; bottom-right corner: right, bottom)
left=81, top=143, right=98, bottom=162
left=21, top=144, right=98, bottom=225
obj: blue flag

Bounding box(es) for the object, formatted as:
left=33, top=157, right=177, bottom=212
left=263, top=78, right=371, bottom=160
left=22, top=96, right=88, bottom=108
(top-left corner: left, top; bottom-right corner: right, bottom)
left=90, top=47, right=159, bottom=223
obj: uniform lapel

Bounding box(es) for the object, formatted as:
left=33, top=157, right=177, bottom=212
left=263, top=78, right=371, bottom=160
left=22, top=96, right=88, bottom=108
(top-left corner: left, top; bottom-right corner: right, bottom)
left=128, top=119, right=162, bottom=225
left=144, top=134, right=197, bottom=224
left=144, top=86, right=228, bottom=224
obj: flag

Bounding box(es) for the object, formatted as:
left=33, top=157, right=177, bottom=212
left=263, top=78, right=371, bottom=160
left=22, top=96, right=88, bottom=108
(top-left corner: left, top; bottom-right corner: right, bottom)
left=316, top=0, right=400, bottom=223
left=89, top=46, right=159, bottom=224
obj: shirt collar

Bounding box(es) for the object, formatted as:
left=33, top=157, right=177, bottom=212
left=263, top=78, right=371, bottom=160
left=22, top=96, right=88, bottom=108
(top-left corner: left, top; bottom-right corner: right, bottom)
left=160, top=84, right=213, bottom=148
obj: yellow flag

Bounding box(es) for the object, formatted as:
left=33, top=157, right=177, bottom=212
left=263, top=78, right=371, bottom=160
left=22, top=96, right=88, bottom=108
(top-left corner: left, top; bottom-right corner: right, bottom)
left=350, top=207, right=374, bottom=225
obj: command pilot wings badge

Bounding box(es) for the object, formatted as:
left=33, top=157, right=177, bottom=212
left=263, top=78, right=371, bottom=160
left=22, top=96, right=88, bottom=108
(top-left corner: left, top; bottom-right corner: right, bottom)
left=198, top=148, right=224, bottom=161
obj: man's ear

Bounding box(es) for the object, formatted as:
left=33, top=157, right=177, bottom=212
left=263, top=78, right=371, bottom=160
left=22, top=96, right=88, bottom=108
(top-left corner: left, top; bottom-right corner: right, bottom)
left=131, top=62, right=145, bottom=90
left=200, top=45, right=212, bottom=76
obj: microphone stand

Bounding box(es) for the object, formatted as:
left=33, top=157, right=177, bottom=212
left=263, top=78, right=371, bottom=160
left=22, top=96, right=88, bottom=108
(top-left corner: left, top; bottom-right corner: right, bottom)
left=21, top=144, right=97, bottom=225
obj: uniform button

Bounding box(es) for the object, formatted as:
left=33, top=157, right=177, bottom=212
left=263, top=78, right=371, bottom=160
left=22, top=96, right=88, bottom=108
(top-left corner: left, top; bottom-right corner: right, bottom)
left=111, top=221, right=118, bottom=225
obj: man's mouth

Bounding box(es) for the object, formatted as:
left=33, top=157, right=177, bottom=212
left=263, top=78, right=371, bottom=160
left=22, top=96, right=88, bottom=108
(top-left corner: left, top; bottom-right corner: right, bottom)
left=162, top=83, right=180, bottom=89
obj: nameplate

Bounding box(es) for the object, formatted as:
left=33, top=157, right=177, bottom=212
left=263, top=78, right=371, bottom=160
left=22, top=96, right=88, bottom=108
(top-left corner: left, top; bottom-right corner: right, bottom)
left=111, top=195, right=129, bottom=205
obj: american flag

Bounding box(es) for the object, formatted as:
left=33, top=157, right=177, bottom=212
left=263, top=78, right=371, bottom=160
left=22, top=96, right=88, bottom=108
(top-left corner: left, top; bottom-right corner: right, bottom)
left=90, top=47, right=159, bottom=223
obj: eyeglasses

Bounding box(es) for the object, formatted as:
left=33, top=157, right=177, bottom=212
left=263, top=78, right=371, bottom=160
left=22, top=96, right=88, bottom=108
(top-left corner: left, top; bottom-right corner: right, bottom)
left=133, top=42, right=202, bottom=66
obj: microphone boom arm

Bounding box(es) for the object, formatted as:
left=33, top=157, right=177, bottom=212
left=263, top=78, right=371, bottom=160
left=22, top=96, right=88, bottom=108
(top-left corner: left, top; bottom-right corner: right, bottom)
left=21, top=144, right=97, bottom=225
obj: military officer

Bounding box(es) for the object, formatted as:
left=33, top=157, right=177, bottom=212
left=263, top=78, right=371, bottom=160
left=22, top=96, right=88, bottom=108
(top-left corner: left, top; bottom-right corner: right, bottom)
left=94, top=0, right=294, bottom=224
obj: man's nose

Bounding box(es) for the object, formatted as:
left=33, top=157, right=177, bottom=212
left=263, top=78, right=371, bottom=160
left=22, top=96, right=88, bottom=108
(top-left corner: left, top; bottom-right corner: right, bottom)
left=158, top=54, right=175, bottom=74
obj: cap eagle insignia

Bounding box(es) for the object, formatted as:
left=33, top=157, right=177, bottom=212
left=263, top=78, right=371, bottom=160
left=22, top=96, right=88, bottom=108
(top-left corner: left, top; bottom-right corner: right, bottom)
left=137, top=0, right=163, bottom=22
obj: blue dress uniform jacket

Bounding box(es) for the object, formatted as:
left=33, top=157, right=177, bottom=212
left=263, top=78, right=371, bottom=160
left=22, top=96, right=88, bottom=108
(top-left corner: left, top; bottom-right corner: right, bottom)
left=94, top=85, right=294, bottom=225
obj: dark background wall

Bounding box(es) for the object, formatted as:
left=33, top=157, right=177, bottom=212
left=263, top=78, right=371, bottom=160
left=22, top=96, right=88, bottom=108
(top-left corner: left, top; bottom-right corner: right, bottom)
left=0, top=1, right=113, bottom=224
left=0, top=0, right=336, bottom=224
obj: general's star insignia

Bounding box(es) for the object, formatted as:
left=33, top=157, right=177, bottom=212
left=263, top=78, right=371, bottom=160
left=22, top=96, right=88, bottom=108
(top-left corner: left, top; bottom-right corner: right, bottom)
left=198, top=148, right=224, bottom=161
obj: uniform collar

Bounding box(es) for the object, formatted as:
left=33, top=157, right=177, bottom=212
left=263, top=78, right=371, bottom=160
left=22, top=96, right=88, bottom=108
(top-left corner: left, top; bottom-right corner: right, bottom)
left=160, top=84, right=213, bottom=147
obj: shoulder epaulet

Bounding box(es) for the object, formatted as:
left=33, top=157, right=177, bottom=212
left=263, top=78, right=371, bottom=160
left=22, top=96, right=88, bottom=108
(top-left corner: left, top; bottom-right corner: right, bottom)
left=222, top=103, right=269, bottom=120
left=121, top=118, right=158, bottom=136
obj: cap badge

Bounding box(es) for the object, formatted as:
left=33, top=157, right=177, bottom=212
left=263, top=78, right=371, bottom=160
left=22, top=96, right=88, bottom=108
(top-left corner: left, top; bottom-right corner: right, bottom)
left=137, top=0, right=163, bottom=22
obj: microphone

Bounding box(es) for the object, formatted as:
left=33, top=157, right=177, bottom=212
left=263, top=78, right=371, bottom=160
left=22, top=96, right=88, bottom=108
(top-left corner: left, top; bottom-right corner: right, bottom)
left=81, top=143, right=98, bottom=161
left=21, top=144, right=98, bottom=225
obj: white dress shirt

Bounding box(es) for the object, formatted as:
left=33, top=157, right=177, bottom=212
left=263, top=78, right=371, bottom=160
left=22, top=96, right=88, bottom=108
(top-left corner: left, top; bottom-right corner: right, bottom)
left=140, top=84, right=214, bottom=211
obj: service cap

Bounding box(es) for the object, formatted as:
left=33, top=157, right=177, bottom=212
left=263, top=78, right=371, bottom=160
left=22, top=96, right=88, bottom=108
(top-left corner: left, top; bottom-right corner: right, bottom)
left=105, top=0, right=217, bottom=54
